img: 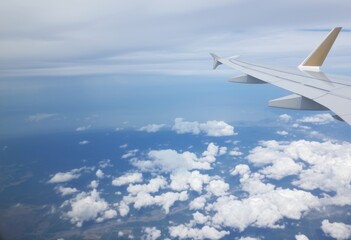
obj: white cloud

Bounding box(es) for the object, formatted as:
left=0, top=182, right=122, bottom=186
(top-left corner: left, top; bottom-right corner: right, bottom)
left=210, top=187, right=320, bottom=231
left=321, top=220, right=351, bottom=240
left=247, top=140, right=304, bottom=180
left=276, top=130, right=289, bottom=136
left=119, top=144, right=128, bottom=148
left=189, top=196, right=207, bottom=210
left=98, top=159, right=113, bottom=168
left=27, top=113, right=57, bottom=122
left=118, top=201, right=130, bottom=217
left=95, top=169, right=104, bottom=179
left=170, top=170, right=211, bottom=193
left=139, top=124, right=166, bottom=133
left=48, top=167, right=93, bottom=184
left=123, top=191, right=188, bottom=214
left=56, top=186, right=78, bottom=196
left=206, top=179, right=229, bottom=197
left=295, top=234, right=309, bottom=240
left=112, top=172, right=143, bottom=186
left=172, top=118, right=235, bottom=137
left=279, top=114, right=292, bottom=122
left=132, top=143, right=220, bottom=173
left=89, top=180, right=99, bottom=189
left=229, top=147, right=243, bottom=157
left=63, top=189, right=116, bottom=227
left=169, top=224, right=229, bottom=240
left=75, top=125, right=91, bottom=132
left=127, top=177, right=167, bottom=195
left=231, top=164, right=251, bottom=177
left=297, top=113, right=334, bottom=125
left=142, top=227, right=161, bottom=240
left=122, top=149, right=139, bottom=159
left=79, top=140, right=90, bottom=145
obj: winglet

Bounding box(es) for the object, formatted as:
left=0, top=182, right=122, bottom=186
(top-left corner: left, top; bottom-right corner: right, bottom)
left=210, top=53, right=222, bottom=69
left=298, top=27, right=342, bottom=71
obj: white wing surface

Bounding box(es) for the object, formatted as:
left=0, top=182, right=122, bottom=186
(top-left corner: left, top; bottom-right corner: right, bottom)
left=211, top=27, right=351, bottom=125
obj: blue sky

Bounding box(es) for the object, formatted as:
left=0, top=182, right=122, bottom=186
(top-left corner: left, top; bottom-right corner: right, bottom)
left=1, top=0, right=351, bottom=137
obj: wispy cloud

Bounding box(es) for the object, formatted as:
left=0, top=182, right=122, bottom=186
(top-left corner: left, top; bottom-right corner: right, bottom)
left=27, top=113, right=57, bottom=122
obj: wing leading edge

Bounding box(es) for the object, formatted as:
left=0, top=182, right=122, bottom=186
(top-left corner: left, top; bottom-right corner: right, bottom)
left=211, top=27, right=351, bottom=125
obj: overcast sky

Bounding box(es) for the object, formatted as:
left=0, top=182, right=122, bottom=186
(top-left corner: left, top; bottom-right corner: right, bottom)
left=1, top=0, right=351, bottom=76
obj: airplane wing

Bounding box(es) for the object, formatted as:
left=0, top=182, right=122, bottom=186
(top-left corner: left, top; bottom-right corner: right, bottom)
left=211, top=27, right=351, bottom=125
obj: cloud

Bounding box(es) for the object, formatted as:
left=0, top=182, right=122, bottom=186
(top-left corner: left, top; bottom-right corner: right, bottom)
left=89, top=180, right=99, bottom=189
left=63, top=189, right=117, bottom=227
left=123, top=191, right=188, bottom=214
left=95, top=169, right=104, bottom=179
left=56, top=186, right=78, bottom=196
left=139, top=124, right=166, bottom=133
left=142, top=227, right=161, bottom=240
left=246, top=139, right=351, bottom=205
left=247, top=140, right=304, bottom=180
left=2, top=1, right=350, bottom=77
left=132, top=143, right=220, bottom=173
left=169, top=224, right=229, bottom=240
left=189, top=196, right=207, bottom=210
left=98, top=159, right=113, bottom=168
left=48, top=167, right=93, bottom=183
left=279, top=114, right=292, bottom=122
left=127, top=177, right=167, bottom=195
left=27, top=113, right=57, bottom=122
left=276, top=130, right=289, bottom=136
left=170, top=170, right=211, bottom=193
left=79, top=140, right=90, bottom=145
left=321, top=220, right=351, bottom=240
left=75, top=125, right=91, bottom=132
left=295, top=234, right=309, bottom=240
left=112, top=172, right=143, bottom=186
left=172, top=118, right=235, bottom=137
left=205, top=179, right=229, bottom=197
left=297, top=113, right=334, bottom=125
left=122, top=149, right=139, bottom=159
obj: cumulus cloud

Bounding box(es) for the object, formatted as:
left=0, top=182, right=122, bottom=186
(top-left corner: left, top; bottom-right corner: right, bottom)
left=170, top=170, right=211, bottom=193
left=95, top=169, right=104, bottom=179
left=27, top=113, right=57, bottom=122
left=295, top=234, right=309, bottom=240
left=321, top=220, right=351, bottom=240
left=276, top=130, right=289, bottom=136
left=123, top=191, right=188, bottom=214
left=279, top=114, right=292, bottom=122
left=112, top=172, right=143, bottom=186
left=62, top=189, right=117, bottom=227
left=142, top=227, right=161, bottom=240
left=297, top=113, right=334, bottom=125
left=89, top=180, right=99, bottom=189
left=247, top=140, right=304, bottom=180
left=205, top=179, right=229, bottom=197
left=56, top=186, right=78, bottom=196
left=172, top=118, right=235, bottom=137
left=247, top=139, right=351, bottom=205
left=127, top=176, right=167, bottom=195
left=139, top=124, right=166, bottom=133
left=132, top=143, right=220, bottom=173
left=169, top=224, right=229, bottom=240
left=48, top=167, right=93, bottom=183
left=189, top=196, right=207, bottom=210
left=98, top=159, right=113, bottom=168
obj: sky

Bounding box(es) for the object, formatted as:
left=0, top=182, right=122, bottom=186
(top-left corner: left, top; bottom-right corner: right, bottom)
left=1, top=0, right=351, bottom=138
left=1, top=1, right=351, bottom=239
